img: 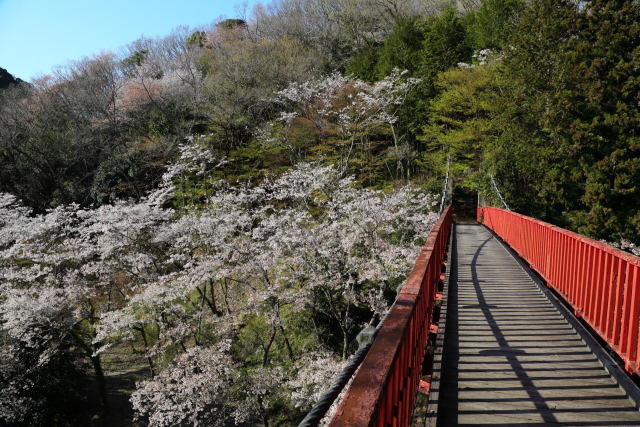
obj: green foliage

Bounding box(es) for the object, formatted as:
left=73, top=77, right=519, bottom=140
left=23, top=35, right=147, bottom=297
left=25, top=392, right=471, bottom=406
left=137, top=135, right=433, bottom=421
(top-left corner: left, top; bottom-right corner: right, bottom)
left=482, top=0, right=640, bottom=242
left=420, top=8, right=471, bottom=76
left=121, top=49, right=148, bottom=72
left=419, top=63, right=498, bottom=190
left=560, top=0, right=640, bottom=241
left=216, top=18, right=247, bottom=30
left=345, top=45, right=380, bottom=82
left=374, top=17, right=424, bottom=79
left=347, top=8, right=476, bottom=181
left=347, top=8, right=473, bottom=83
left=186, top=30, right=206, bottom=48
left=465, top=0, right=524, bottom=50
left=476, top=0, right=578, bottom=221
left=404, top=11, right=473, bottom=166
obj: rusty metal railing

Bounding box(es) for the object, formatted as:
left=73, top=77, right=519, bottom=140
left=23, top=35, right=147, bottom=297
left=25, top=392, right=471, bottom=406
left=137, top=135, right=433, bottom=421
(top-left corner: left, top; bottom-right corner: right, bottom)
left=329, top=206, right=453, bottom=426
left=478, top=206, right=640, bottom=374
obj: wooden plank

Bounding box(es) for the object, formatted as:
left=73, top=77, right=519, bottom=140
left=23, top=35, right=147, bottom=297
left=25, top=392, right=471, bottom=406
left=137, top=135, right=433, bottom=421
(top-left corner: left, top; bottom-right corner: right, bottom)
left=428, top=224, right=640, bottom=426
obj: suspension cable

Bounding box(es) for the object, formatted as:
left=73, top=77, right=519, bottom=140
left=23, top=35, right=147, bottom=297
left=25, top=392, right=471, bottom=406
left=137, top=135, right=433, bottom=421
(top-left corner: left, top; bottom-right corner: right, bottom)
left=298, top=310, right=390, bottom=427
left=489, top=174, right=510, bottom=211
left=439, top=154, right=451, bottom=214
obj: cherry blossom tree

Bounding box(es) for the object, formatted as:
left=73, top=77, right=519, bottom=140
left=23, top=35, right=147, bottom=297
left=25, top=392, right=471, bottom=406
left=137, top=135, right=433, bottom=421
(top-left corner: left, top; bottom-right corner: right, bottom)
left=131, top=343, right=238, bottom=427
left=260, top=69, right=420, bottom=179
left=1, top=131, right=437, bottom=425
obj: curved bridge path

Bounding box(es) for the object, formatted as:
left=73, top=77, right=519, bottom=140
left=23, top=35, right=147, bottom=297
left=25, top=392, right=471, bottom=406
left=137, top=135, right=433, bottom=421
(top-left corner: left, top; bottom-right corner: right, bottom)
left=429, top=224, right=640, bottom=426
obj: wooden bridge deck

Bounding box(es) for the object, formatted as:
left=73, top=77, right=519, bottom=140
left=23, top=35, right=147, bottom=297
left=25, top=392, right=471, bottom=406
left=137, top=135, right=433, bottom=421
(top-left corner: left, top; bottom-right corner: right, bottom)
left=427, top=224, right=640, bottom=426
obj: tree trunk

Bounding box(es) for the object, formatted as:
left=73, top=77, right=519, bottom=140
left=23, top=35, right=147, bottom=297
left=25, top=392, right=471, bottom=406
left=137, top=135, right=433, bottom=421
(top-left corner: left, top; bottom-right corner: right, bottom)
left=262, top=327, right=277, bottom=367
left=70, top=330, right=109, bottom=412
left=196, top=284, right=219, bottom=316
left=222, top=278, right=231, bottom=315
left=90, top=353, right=109, bottom=411
left=279, top=325, right=295, bottom=360
left=342, top=330, right=348, bottom=360
left=137, top=326, right=156, bottom=377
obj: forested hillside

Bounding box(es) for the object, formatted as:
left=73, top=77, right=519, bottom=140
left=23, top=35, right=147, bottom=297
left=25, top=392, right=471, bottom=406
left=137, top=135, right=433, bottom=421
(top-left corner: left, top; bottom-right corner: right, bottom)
left=1, top=0, right=639, bottom=425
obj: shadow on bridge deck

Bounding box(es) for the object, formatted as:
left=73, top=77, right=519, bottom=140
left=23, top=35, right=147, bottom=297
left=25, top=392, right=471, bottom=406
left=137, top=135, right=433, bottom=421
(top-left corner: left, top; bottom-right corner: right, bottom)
left=425, top=224, right=640, bottom=426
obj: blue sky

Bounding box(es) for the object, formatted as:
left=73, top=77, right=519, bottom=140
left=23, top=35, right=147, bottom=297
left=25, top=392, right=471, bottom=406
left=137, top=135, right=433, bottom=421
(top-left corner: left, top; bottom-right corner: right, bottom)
left=0, top=0, right=259, bottom=81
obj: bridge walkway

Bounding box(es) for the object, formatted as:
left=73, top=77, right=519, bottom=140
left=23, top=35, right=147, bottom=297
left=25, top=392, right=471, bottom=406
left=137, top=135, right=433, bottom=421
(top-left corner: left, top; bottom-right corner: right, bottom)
left=428, top=224, right=640, bottom=426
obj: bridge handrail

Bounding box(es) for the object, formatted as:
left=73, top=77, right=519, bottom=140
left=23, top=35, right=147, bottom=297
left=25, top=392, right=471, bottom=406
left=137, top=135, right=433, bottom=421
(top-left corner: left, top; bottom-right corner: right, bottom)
left=329, top=206, right=453, bottom=426
left=478, top=206, right=640, bottom=373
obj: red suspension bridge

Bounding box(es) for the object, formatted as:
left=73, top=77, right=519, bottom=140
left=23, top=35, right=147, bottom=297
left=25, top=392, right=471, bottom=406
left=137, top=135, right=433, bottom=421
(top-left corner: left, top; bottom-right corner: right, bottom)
left=324, top=206, right=640, bottom=426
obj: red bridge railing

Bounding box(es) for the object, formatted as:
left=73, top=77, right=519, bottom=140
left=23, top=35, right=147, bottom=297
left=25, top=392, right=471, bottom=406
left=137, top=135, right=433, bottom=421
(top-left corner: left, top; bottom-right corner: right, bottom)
left=329, top=206, right=452, bottom=426
left=478, top=207, right=640, bottom=374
